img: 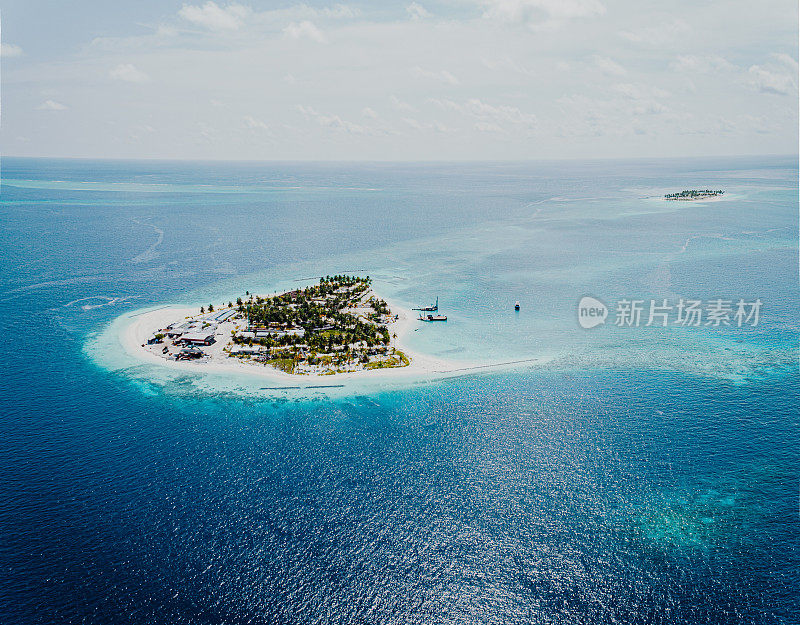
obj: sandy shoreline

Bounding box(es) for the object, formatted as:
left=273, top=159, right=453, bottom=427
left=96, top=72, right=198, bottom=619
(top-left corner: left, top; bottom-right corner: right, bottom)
left=117, top=297, right=462, bottom=388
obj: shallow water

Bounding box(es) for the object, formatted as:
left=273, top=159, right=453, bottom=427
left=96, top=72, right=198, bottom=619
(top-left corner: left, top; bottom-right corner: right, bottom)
left=0, top=156, right=798, bottom=623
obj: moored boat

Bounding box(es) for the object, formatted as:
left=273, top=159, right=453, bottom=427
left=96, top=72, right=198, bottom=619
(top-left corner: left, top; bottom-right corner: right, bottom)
left=418, top=313, right=447, bottom=321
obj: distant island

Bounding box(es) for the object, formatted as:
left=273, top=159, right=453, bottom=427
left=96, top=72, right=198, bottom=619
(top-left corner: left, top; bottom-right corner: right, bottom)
left=664, top=189, right=724, bottom=200
left=140, top=275, right=411, bottom=376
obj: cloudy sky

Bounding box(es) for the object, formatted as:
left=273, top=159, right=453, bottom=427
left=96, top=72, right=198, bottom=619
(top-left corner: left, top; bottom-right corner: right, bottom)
left=1, top=0, right=797, bottom=160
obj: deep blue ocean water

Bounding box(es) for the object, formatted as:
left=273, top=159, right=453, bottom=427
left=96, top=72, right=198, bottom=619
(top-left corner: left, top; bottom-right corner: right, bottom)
left=0, top=156, right=798, bottom=623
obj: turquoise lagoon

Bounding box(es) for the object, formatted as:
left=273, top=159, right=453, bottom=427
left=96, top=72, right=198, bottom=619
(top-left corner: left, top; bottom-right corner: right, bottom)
left=0, top=156, right=797, bottom=623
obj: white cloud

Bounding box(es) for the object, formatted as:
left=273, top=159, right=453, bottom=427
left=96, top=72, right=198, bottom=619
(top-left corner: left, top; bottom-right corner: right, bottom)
left=109, top=63, right=151, bottom=83
left=315, top=4, right=360, bottom=19
left=745, top=54, right=798, bottom=96
left=390, top=95, right=417, bottom=112
left=592, top=55, right=626, bottom=76
left=668, top=53, right=796, bottom=97
left=556, top=81, right=675, bottom=138
left=669, top=55, right=734, bottom=74
left=297, top=105, right=369, bottom=134
left=410, top=66, right=460, bottom=86
left=156, top=24, right=179, bottom=37
left=406, top=3, right=431, bottom=20
left=467, top=99, right=537, bottom=125
left=613, top=83, right=669, bottom=100
left=747, top=64, right=796, bottom=96
left=612, top=83, right=670, bottom=114
left=251, top=3, right=360, bottom=24
left=283, top=21, right=327, bottom=43
left=403, top=117, right=452, bottom=133
left=475, top=121, right=505, bottom=134
left=275, top=4, right=361, bottom=20
left=480, top=0, right=606, bottom=25
left=432, top=97, right=537, bottom=127
left=243, top=115, right=271, bottom=131
left=725, top=114, right=771, bottom=135
left=481, top=56, right=533, bottom=76
left=197, top=121, right=215, bottom=141
left=771, top=53, right=799, bottom=71
left=179, top=1, right=250, bottom=30
left=4, top=0, right=797, bottom=159
left=620, top=20, right=689, bottom=45
left=0, top=43, right=23, bottom=57
left=130, top=124, right=156, bottom=140
left=36, top=100, right=67, bottom=111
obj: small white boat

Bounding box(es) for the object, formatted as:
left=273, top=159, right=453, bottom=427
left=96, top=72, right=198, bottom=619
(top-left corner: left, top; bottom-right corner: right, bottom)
left=514, top=301, right=520, bottom=311
left=413, top=297, right=439, bottom=312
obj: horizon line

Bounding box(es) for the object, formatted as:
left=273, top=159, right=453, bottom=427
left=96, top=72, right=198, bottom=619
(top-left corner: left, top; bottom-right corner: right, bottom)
left=2, top=153, right=798, bottom=165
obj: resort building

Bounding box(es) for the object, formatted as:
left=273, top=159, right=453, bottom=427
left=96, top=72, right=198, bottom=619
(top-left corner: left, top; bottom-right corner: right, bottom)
left=179, top=331, right=216, bottom=346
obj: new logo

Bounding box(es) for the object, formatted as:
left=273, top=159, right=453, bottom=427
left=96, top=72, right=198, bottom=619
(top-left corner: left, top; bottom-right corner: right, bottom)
left=578, top=296, right=608, bottom=329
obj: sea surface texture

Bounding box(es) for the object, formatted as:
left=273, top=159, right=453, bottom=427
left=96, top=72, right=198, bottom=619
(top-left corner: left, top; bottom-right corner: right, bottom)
left=0, top=157, right=798, bottom=623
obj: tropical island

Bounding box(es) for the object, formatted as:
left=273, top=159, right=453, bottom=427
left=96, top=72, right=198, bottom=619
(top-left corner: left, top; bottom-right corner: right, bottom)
left=139, top=275, right=412, bottom=376
left=664, top=189, right=724, bottom=200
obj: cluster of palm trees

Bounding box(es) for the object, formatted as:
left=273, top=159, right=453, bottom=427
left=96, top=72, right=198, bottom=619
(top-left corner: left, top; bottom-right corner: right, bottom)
left=664, top=189, right=724, bottom=199
left=230, top=275, right=391, bottom=363
left=235, top=275, right=372, bottom=326
left=368, top=297, right=390, bottom=317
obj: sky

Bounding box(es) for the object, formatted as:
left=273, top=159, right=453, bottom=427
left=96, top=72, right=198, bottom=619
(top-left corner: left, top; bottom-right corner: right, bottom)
left=1, top=0, right=797, bottom=160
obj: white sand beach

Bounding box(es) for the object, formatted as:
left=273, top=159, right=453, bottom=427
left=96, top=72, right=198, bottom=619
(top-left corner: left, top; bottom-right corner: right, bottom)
left=117, top=298, right=462, bottom=388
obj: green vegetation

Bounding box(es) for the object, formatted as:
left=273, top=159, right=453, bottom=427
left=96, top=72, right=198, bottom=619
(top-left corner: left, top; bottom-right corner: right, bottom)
left=228, top=275, right=407, bottom=375
left=664, top=189, right=724, bottom=200
left=365, top=350, right=409, bottom=370
left=266, top=357, right=296, bottom=374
